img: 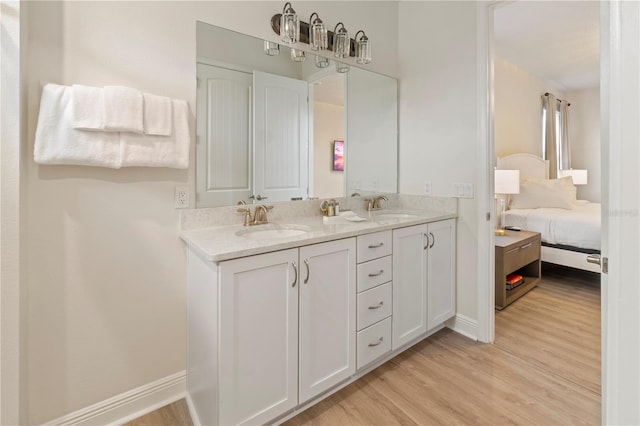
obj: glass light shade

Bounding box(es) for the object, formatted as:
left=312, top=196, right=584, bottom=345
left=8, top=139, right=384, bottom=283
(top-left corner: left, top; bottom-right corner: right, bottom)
left=315, top=55, right=330, bottom=68
left=336, top=62, right=350, bottom=73
left=356, top=37, right=371, bottom=64
left=290, top=48, right=306, bottom=62
left=263, top=41, right=280, bottom=56
left=310, top=20, right=328, bottom=51
left=280, top=4, right=299, bottom=45
left=494, top=170, right=520, bottom=194
left=558, top=169, right=588, bottom=185
left=333, top=26, right=350, bottom=58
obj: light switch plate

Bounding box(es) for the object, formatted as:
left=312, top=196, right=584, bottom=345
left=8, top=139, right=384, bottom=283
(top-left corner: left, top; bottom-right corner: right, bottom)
left=451, top=183, right=474, bottom=199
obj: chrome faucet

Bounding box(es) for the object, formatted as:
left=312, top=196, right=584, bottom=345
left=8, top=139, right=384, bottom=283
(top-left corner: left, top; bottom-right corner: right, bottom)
left=237, top=204, right=273, bottom=226
left=366, top=195, right=389, bottom=211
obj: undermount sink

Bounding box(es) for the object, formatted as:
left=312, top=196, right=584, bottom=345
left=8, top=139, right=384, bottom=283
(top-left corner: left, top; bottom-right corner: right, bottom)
left=374, top=212, right=419, bottom=220
left=235, top=224, right=311, bottom=240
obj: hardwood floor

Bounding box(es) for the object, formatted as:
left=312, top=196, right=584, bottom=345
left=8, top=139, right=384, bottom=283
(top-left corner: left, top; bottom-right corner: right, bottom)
left=126, top=264, right=600, bottom=425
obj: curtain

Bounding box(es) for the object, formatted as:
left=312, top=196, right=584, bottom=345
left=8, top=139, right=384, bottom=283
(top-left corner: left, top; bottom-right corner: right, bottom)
left=542, top=93, right=558, bottom=178
left=558, top=100, right=571, bottom=170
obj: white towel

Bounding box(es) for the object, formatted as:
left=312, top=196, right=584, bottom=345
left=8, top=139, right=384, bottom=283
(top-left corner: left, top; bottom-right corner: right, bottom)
left=143, top=93, right=172, bottom=136
left=71, top=84, right=104, bottom=130
left=120, top=99, right=190, bottom=169
left=103, top=85, right=144, bottom=133
left=34, top=84, right=121, bottom=168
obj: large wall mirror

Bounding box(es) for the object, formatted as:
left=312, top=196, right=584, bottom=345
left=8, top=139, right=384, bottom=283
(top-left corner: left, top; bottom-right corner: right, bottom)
left=196, top=21, right=398, bottom=208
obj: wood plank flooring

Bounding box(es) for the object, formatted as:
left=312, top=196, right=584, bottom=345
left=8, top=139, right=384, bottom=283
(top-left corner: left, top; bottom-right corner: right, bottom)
left=125, top=264, right=600, bottom=425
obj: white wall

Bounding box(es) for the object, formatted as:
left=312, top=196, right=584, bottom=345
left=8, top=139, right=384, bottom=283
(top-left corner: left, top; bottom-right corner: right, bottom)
left=25, top=1, right=398, bottom=423
left=313, top=102, right=345, bottom=198
left=494, top=56, right=566, bottom=158
left=566, top=87, right=600, bottom=201
left=398, top=1, right=479, bottom=320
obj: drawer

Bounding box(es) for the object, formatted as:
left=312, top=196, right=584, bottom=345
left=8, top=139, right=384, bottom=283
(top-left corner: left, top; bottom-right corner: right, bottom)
left=357, top=231, right=392, bottom=263
left=357, top=282, right=392, bottom=331
left=357, top=317, right=392, bottom=370
left=357, top=256, right=392, bottom=292
left=502, top=237, right=541, bottom=273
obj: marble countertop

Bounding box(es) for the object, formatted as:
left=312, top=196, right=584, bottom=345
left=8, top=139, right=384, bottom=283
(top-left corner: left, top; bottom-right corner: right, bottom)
left=181, top=209, right=457, bottom=262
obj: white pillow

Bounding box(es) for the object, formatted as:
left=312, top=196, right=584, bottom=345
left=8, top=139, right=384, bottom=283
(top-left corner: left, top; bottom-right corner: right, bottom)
left=509, top=177, right=576, bottom=210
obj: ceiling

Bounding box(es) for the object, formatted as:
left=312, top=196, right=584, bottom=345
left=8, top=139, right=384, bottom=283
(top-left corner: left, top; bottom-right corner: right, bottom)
left=313, top=73, right=344, bottom=107
left=493, top=1, right=600, bottom=91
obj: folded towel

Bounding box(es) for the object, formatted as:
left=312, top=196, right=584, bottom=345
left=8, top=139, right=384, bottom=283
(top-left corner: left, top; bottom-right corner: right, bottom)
left=143, top=93, right=172, bottom=136
left=71, top=84, right=104, bottom=130
left=35, top=84, right=121, bottom=168
left=103, top=85, right=143, bottom=133
left=120, top=99, right=190, bottom=169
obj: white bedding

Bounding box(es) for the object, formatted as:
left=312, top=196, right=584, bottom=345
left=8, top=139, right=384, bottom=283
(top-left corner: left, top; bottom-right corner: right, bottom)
left=505, top=202, right=601, bottom=251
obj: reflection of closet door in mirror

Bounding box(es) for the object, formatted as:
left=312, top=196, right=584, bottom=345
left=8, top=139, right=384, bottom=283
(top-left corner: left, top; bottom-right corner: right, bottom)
left=254, top=71, right=309, bottom=203
left=197, top=63, right=252, bottom=207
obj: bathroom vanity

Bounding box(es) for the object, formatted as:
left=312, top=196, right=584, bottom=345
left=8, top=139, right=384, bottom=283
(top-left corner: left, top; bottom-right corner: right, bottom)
left=181, top=196, right=457, bottom=426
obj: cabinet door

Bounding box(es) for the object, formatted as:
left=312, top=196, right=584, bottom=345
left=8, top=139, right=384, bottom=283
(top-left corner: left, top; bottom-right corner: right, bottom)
left=299, top=238, right=356, bottom=404
left=427, top=219, right=457, bottom=329
left=218, top=249, right=299, bottom=426
left=392, top=224, right=429, bottom=350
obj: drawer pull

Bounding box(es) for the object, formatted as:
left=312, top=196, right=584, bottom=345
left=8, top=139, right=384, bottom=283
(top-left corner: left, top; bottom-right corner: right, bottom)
left=368, top=269, right=384, bottom=277
left=368, top=337, right=384, bottom=347
left=520, top=243, right=532, bottom=249
left=505, top=247, right=520, bottom=254
left=429, top=232, right=435, bottom=249
left=368, top=301, right=384, bottom=310
left=368, top=242, right=384, bottom=249
left=423, top=233, right=429, bottom=250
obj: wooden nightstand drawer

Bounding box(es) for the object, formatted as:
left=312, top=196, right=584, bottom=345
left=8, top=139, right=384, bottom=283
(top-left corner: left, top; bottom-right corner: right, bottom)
left=502, top=237, right=540, bottom=273
left=495, top=231, right=541, bottom=310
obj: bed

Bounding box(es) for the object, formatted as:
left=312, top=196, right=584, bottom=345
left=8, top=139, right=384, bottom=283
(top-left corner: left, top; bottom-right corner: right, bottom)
left=497, top=153, right=601, bottom=273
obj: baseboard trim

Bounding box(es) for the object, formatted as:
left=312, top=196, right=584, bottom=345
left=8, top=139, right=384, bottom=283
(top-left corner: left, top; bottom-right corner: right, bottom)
left=45, top=371, right=186, bottom=426
left=446, top=313, right=478, bottom=341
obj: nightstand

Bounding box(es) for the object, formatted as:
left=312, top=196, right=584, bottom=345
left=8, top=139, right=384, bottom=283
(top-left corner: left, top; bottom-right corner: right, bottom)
left=495, top=230, right=541, bottom=310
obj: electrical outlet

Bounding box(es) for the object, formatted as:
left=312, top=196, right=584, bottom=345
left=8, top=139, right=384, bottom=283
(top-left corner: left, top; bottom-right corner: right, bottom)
left=424, top=181, right=432, bottom=195
left=175, top=186, right=189, bottom=209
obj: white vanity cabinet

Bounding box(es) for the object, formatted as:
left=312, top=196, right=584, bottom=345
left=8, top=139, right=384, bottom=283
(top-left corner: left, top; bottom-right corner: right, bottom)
left=187, top=239, right=355, bottom=426
left=299, top=239, right=356, bottom=403
left=426, top=219, right=456, bottom=329
left=392, top=219, right=456, bottom=349
left=185, top=216, right=456, bottom=426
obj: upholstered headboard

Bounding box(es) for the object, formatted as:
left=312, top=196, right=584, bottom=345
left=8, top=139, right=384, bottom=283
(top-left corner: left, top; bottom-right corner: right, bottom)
left=497, top=154, right=549, bottom=180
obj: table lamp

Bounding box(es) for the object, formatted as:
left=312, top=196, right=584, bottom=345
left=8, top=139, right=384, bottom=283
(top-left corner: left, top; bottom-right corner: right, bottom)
left=494, top=169, right=520, bottom=236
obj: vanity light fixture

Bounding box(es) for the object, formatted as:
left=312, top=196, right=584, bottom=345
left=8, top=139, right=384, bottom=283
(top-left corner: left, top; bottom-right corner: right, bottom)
left=333, top=22, right=350, bottom=58
left=270, top=4, right=372, bottom=64
left=280, top=2, right=300, bottom=45
left=315, top=55, right=330, bottom=68
left=355, top=30, right=371, bottom=64
left=263, top=40, right=280, bottom=56
left=290, top=48, right=307, bottom=62
left=309, top=13, right=328, bottom=51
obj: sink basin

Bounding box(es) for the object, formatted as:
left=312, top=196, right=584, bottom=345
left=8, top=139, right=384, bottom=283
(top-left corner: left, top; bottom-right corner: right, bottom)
left=374, top=212, right=419, bottom=220
left=236, top=224, right=311, bottom=240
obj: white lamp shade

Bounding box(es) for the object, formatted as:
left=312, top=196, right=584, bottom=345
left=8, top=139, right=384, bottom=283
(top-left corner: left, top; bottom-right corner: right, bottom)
left=494, top=170, right=520, bottom=194
left=558, top=169, right=588, bottom=185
